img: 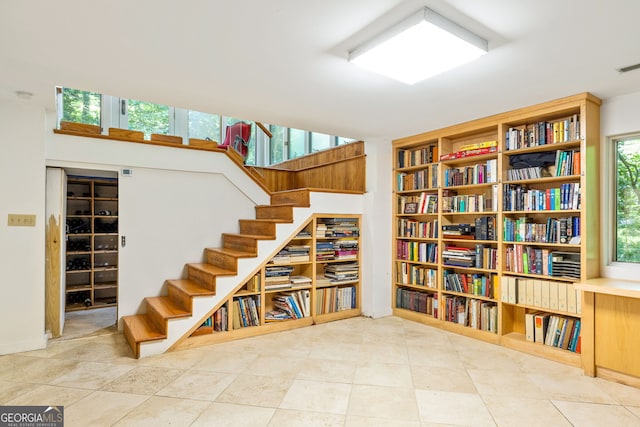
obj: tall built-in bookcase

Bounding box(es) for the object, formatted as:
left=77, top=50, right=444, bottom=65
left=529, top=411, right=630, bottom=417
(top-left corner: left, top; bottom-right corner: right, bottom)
left=185, top=214, right=361, bottom=344
left=392, top=93, right=601, bottom=367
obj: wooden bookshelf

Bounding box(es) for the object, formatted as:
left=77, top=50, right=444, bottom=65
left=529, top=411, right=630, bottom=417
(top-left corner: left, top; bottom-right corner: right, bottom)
left=65, top=177, right=119, bottom=311
left=392, top=93, right=601, bottom=367
left=181, top=214, right=361, bottom=346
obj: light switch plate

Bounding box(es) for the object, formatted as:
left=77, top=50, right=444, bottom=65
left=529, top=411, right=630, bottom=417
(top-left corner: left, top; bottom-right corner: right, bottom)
left=8, top=214, right=36, bottom=227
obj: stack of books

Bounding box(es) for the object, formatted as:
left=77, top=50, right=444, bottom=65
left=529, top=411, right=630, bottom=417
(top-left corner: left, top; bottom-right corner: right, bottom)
left=265, top=265, right=294, bottom=290
left=316, top=241, right=335, bottom=261
left=324, top=262, right=358, bottom=284
left=322, top=218, right=359, bottom=237
left=333, top=238, right=358, bottom=260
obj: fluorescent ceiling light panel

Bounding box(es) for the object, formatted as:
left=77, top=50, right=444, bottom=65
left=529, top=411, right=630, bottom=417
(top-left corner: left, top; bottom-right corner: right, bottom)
left=349, top=7, right=488, bottom=84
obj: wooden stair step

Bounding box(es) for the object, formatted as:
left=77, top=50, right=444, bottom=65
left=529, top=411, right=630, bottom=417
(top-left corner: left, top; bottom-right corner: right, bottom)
left=167, top=279, right=216, bottom=297
left=239, top=219, right=277, bottom=237
left=167, top=279, right=215, bottom=312
left=122, top=314, right=166, bottom=346
left=205, top=247, right=256, bottom=259
left=255, top=204, right=294, bottom=221
left=204, top=247, right=256, bottom=271
left=146, top=296, right=191, bottom=319
left=188, top=263, right=236, bottom=277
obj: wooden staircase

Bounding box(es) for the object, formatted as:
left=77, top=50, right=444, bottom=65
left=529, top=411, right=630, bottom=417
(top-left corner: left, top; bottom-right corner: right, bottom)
left=122, top=189, right=311, bottom=358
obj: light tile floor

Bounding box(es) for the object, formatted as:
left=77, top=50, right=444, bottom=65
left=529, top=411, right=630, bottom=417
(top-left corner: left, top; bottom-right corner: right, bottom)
left=2, top=316, right=640, bottom=426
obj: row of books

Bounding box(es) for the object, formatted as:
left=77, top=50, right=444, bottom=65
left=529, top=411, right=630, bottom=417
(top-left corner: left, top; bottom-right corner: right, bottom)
left=504, top=246, right=581, bottom=279
left=525, top=312, right=581, bottom=353
left=316, top=285, right=356, bottom=314
left=396, top=287, right=437, bottom=317
left=442, top=189, right=498, bottom=213
left=506, top=165, right=554, bottom=181
left=233, top=295, right=260, bottom=328
left=397, top=218, right=438, bottom=239
left=505, top=115, right=580, bottom=151
left=316, top=218, right=359, bottom=237
left=396, top=164, right=439, bottom=191
left=265, top=289, right=311, bottom=322
left=443, top=271, right=496, bottom=298
left=399, top=193, right=438, bottom=214
left=442, top=295, right=498, bottom=333
left=474, top=244, right=498, bottom=269
left=554, top=150, right=581, bottom=177
left=397, top=145, right=438, bottom=168
left=197, top=306, right=228, bottom=333
left=396, top=240, right=438, bottom=263
left=444, top=160, right=498, bottom=187
left=439, top=144, right=498, bottom=161
left=503, top=183, right=581, bottom=211
left=501, top=276, right=581, bottom=314
left=396, top=262, right=437, bottom=288
left=503, top=216, right=580, bottom=244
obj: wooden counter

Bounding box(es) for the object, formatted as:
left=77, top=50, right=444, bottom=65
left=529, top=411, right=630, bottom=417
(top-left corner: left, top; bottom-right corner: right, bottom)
left=575, top=278, right=640, bottom=387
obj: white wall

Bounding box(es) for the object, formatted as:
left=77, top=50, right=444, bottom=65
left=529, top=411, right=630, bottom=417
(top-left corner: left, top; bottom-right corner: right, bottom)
left=0, top=101, right=47, bottom=354
left=362, top=138, right=393, bottom=318
left=599, top=89, right=640, bottom=279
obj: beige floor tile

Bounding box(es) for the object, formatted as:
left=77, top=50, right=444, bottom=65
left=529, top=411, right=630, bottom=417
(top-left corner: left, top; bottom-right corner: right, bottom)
left=308, top=342, right=362, bottom=361
left=242, top=355, right=305, bottom=378
left=354, top=361, right=413, bottom=387
left=296, top=358, right=358, bottom=383
left=411, top=365, right=477, bottom=393
left=528, top=372, right=617, bottom=404
left=0, top=355, right=48, bottom=381
left=467, top=369, right=546, bottom=399
left=552, top=400, right=640, bottom=427
left=414, top=389, right=495, bottom=426
left=0, top=381, right=42, bottom=404
left=216, top=374, right=292, bottom=407
left=64, top=390, right=148, bottom=426
left=626, top=405, right=640, bottom=418
left=457, top=347, right=524, bottom=373
left=279, top=379, right=352, bottom=414
left=101, top=366, right=184, bottom=395
left=595, top=377, right=640, bottom=406
left=138, top=347, right=207, bottom=370
left=112, top=395, right=210, bottom=427
left=484, top=396, right=572, bottom=427
left=268, top=408, right=345, bottom=426
left=6, top=384, right=92, bottom=407
left=191, top=402, right=275, bottom=427
left=157, top=370, right=236, bottom=401
left=345, top=415, right=421, bottom=426
left=192, top=349, right=260, bottom=373
left=51, top=361, right=134, bottom=389
left=407, top=343, right=465, bottom=370
left=358, top=342, right=410, bottom=364
left=54, top=341, right=134, bottom=363
left=0, top=357, right=79, bottom=384
left=348, top=384, right=419, bottom=421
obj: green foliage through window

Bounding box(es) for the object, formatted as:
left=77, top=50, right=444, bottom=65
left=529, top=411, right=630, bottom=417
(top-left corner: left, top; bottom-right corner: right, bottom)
left=127, top=100, right=170, bottom=139
left=61, top=88, right=101, bottom=126
left=616, top=136, right=640, bottom=262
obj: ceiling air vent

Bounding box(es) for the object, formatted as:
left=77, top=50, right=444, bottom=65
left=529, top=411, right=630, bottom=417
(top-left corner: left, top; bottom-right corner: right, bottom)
left=617, top=63, right=640, bottom=73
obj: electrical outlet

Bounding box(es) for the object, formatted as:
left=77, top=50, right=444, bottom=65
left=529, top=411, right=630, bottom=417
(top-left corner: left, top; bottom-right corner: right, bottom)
left=8, top=214, right=36, bottom=227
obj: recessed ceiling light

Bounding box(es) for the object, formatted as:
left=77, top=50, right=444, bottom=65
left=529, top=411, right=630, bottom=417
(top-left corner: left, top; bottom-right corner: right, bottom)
left=348, top=7, right=488, bottom=85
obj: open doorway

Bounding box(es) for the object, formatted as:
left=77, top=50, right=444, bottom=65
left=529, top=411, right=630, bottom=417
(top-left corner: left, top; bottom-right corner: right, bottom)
left=45, top=167, right=119, bottom=340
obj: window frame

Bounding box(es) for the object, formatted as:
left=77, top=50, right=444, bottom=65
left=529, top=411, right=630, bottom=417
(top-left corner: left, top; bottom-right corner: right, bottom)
left=603, top=132, right=640, bottom=279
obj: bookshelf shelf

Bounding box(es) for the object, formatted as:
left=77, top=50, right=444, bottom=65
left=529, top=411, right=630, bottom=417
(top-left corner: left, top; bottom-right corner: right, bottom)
left=392, top=92, right=601, bottom=368
left=187, top=214, right=361, bottom=343
left=503, top=140, right=581, bottom=155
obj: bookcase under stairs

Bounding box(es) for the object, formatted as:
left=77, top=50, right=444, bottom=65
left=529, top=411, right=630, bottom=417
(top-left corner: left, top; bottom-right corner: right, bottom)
left=392, top=93, right=601, bottom=368
left=178, top=214, right=361, bottom=347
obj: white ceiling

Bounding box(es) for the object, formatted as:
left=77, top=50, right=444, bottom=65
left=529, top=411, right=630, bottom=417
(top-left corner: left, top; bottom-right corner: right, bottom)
left=2, top=0, right=640, bottom=142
